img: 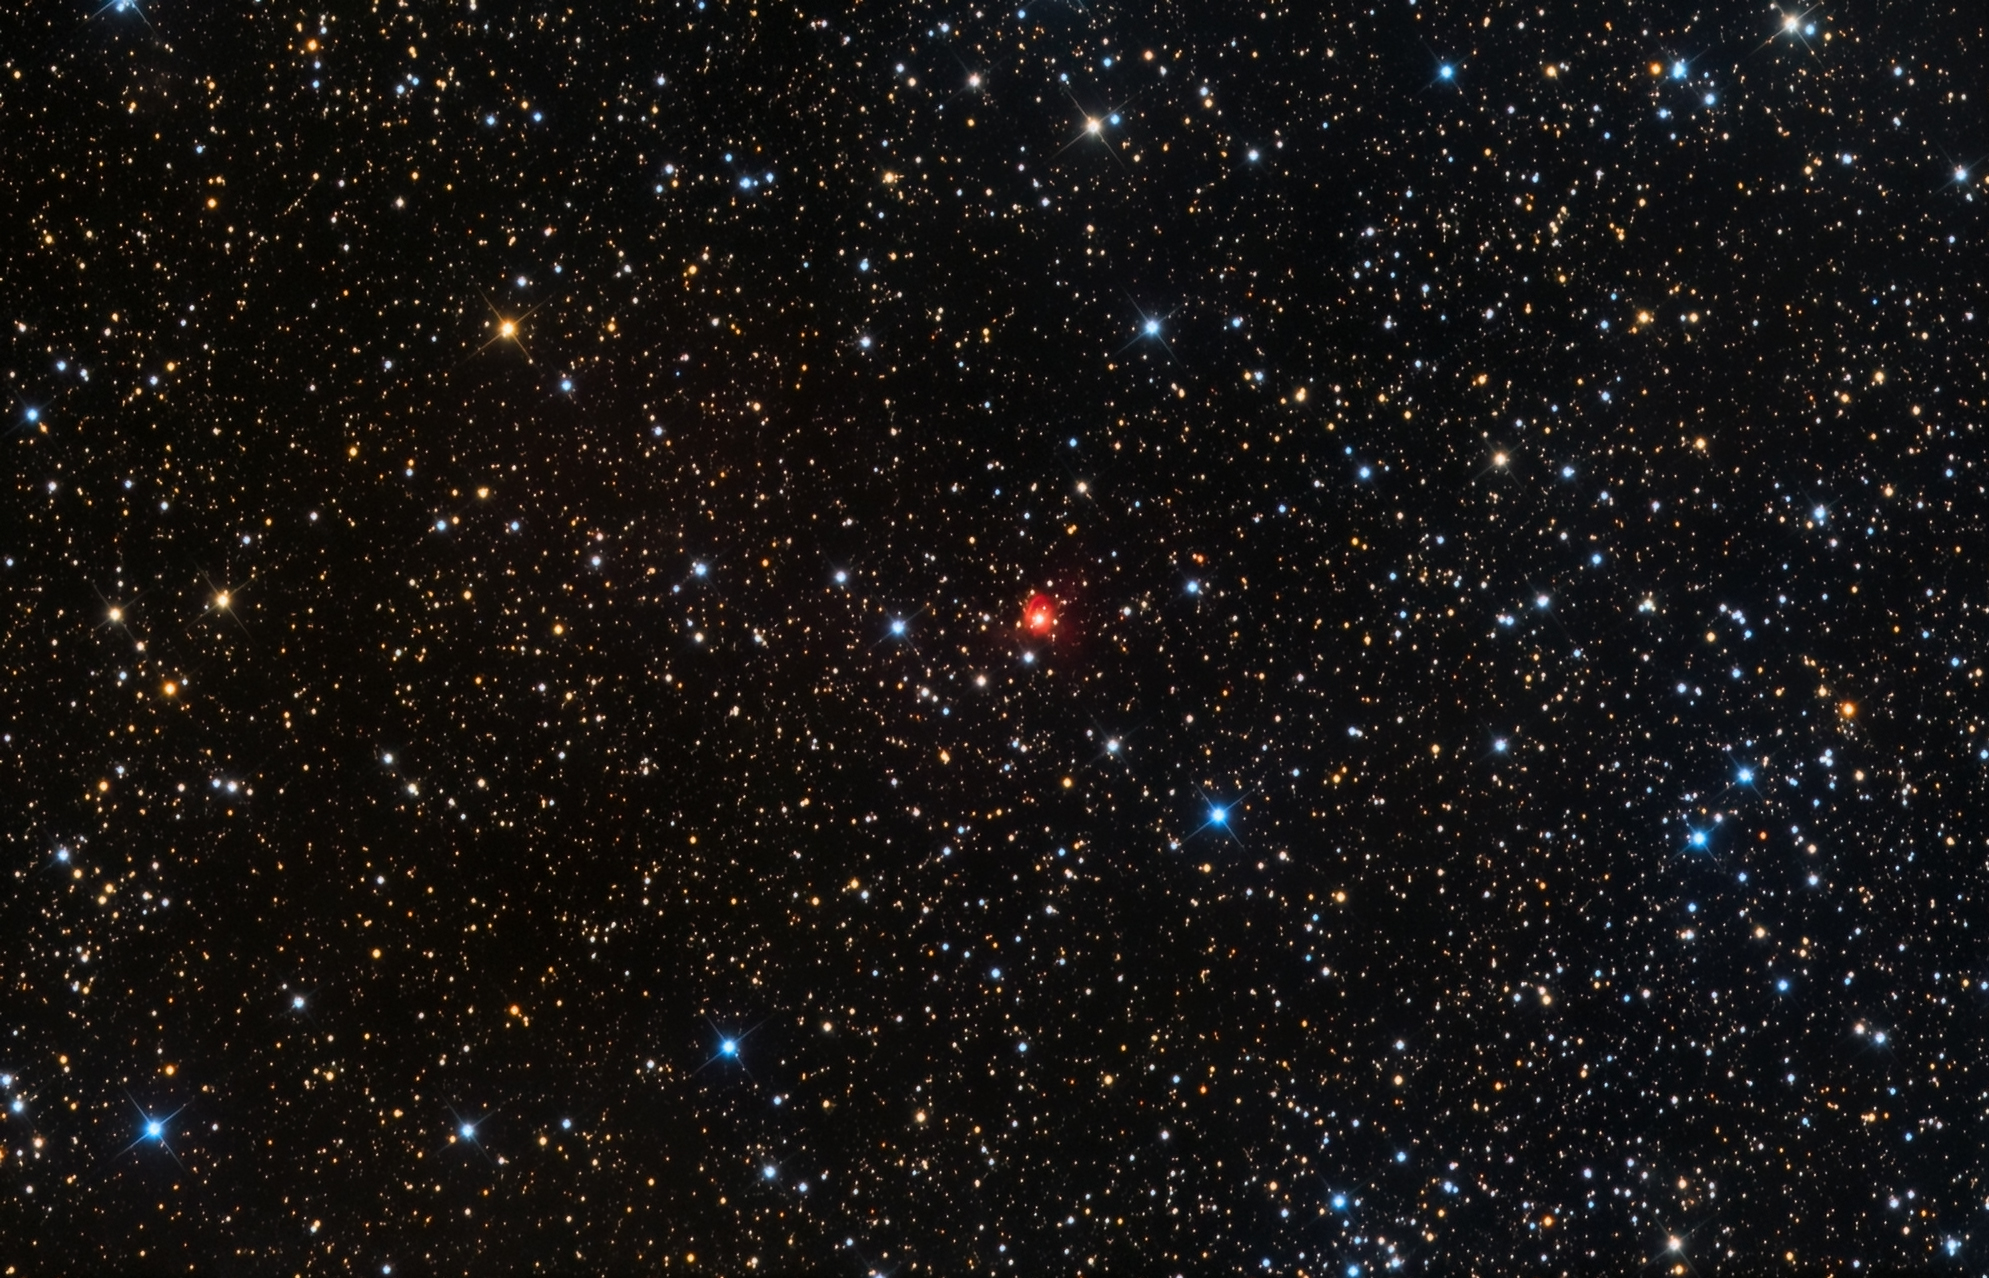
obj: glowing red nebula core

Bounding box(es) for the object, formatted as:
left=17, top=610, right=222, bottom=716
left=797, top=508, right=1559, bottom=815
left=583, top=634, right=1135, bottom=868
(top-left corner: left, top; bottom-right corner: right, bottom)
left=1024, top=593, right=1056, bottom=634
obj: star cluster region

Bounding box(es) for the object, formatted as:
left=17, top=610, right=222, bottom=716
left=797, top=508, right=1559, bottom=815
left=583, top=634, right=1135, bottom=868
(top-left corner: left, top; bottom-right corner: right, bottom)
left=3, top=0, right=1989, bottom=1272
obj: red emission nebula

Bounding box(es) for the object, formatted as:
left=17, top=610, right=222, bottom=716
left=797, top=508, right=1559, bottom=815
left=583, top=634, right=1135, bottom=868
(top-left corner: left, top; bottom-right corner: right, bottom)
left=1023, top=593, right=1056, bottom=635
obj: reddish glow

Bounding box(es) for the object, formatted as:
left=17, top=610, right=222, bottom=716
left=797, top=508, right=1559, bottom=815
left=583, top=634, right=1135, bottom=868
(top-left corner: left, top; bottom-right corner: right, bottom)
left=1024, top=593, right=1056, bottom=634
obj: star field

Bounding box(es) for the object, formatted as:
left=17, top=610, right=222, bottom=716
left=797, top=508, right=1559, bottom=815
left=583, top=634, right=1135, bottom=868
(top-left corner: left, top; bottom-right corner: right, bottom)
left=5, top=0, right=1989, bottom=1272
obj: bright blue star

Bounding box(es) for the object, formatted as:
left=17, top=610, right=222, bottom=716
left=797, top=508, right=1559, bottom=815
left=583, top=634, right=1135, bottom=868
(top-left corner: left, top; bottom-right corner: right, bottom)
left=719, top=1039, right=738, bottom=1057
left=889, top=619, right=907, bottom=636
left=95, top=0, right=151, bottom=22
left=120, top=1098, right=186, bottom=1166
left=1737, top=768, right=1754, bottom=784
left=1688, top=830, right=1709, bottom=849
left=1437, top=64, right=1454, bottom=80
left=1209, top=807, right=1227, bottom=825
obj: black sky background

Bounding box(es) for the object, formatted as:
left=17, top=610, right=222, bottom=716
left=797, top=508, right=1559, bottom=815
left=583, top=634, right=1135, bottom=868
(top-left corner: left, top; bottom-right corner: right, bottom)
left=5, top=0, right=1989, bottom=1272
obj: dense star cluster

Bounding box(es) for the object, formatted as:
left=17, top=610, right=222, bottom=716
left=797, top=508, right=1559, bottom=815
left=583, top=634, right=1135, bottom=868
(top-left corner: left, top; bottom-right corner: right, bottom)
left=4, top=0, right=1988, bottom=1271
